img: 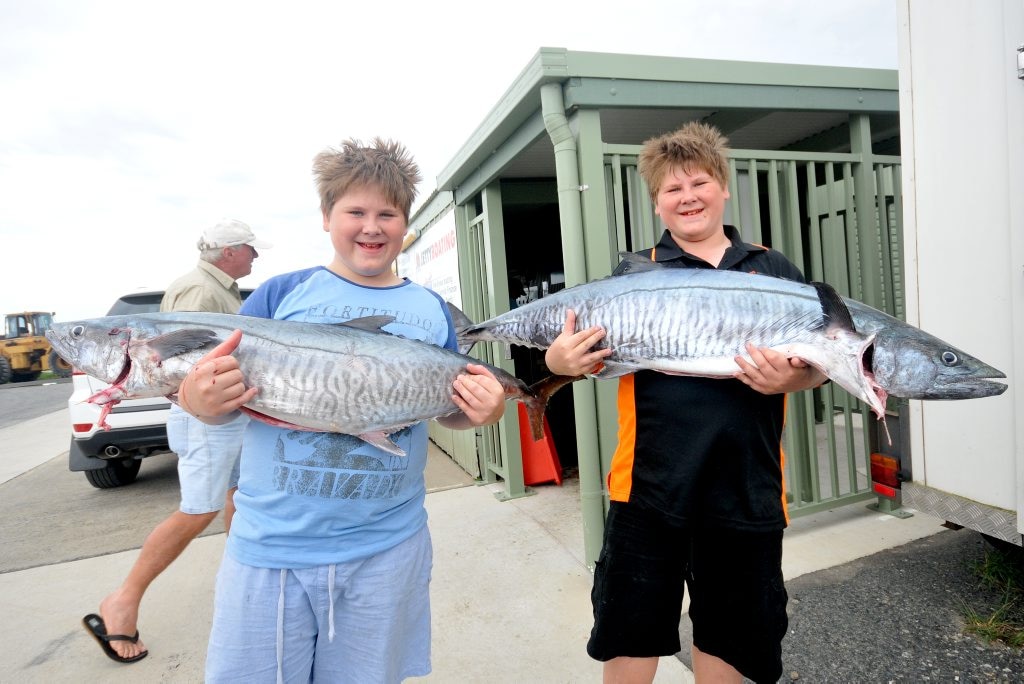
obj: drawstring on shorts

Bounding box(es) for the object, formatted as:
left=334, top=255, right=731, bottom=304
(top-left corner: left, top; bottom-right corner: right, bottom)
left=328, top=563, right=337, bottom=642
left=272, top=564, right=339, bottom=683
left=276, top=569, right=286, bottom=684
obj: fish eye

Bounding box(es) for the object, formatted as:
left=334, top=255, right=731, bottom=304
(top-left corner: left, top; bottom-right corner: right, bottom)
left=940, top=351, right=960, bottom=366
left=71, top=325, right=84, bottom=337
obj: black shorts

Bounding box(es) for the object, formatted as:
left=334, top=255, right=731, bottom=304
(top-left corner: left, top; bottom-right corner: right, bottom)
left=586, top=502, right=788, bottom=684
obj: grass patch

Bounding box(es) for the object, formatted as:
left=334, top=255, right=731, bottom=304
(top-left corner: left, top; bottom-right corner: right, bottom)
left=962, top=541, right=1024, bottom=648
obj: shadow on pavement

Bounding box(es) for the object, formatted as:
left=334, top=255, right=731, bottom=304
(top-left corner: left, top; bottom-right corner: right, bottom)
left=0, top=451, right=213, bottom=573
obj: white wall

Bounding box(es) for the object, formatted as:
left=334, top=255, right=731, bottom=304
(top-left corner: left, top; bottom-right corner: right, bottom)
left=898, top=0, right=1024, bottom=517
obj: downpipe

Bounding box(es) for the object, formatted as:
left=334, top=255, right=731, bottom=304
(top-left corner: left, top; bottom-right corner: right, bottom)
left=541, top=82, right=605, bottom=569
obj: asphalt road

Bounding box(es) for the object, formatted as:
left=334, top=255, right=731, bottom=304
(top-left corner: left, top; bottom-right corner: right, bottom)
left=0, top=376, right=74, bottom=429
left=3, top=382, right=1023, bottom=681
left=672, top=522, right=1024, bottom=682
left=0, top=378, right=216, bottom=574
left=777, top=529, right=1024, bottom=682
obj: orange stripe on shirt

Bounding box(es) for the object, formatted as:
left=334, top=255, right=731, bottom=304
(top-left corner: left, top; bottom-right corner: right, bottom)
left=780, top=394, right=790, bottom=525
left=608, top=374, right=637, bottom=502
left=605, top=247, right=656, bottom=501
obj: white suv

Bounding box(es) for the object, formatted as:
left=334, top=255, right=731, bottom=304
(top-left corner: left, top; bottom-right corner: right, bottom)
left=68, top=290, right=251, bottom=488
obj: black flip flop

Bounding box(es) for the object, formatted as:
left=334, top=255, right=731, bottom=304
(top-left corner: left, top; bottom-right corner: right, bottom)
left=82, top=613, right=149, bottom=664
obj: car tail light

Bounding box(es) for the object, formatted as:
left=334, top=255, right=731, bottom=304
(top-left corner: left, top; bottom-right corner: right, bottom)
left=72, top=367, right=86, bottom=376
left=73, top=423, right=94, bottom=433
left=870, top=453, right=901, bottom=498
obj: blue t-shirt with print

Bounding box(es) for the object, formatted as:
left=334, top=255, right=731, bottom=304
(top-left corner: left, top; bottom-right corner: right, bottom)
left=228, top=266, right=456, bottom=569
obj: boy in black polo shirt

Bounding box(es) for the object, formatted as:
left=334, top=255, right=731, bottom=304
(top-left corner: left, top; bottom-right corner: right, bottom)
left=545, top=122, right=825, bottom=684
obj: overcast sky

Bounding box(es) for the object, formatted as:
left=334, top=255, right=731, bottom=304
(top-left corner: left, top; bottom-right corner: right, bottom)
left=0, top=0, right=898, bottom=322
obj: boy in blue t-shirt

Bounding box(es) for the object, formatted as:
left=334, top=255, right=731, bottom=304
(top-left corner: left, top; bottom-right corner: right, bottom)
left=177, top=138, right=508, bottom=682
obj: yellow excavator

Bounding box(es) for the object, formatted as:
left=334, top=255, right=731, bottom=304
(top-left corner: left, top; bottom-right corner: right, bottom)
left=0, top=311, right=73, bottom=383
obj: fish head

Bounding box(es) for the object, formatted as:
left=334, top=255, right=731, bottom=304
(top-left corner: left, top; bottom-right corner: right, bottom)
left=869, top=329, right=1008, bottom=400
left=45, top=318, right=134, bottom=384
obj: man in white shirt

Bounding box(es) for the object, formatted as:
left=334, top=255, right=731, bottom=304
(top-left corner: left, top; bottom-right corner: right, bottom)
left=82, top=219, right=270, bottom=663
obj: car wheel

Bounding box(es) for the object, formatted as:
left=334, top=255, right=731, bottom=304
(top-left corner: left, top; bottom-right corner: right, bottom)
left=49, top=350, right=73, bottom=378
left=84, top=457, right=142, bottom=489
left=0, top=356, right=11, bottom=384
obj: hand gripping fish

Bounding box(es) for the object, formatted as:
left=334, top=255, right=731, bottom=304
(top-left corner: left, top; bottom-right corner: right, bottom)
left=457, top=255, right=1007, bottom=442
left=46, top=313, right=575, bottom=456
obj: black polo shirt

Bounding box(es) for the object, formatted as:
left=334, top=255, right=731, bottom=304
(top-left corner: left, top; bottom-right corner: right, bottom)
left=606, top=227, right=805, bottom=531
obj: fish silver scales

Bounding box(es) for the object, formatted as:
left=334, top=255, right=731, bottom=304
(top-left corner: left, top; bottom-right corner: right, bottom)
left=466, top=269, right=863, bottom=376
left=233, top=323, right=461, bottom=433
left=46, top=312, right=571, bottom=456
left=459, top=258, right=1007, bottom=421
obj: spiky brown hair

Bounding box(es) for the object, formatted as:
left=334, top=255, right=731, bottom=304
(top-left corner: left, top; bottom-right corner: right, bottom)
left=637, top=121, right=730, bottom=201
left=313, top=137, right=422, bottom=219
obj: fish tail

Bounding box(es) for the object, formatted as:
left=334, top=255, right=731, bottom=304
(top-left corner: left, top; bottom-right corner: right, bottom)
left=454, top=319, right=498, bottom=355
left=522, top=374, right=583, bottom=441
left=454, top=326, right=479, bottom=355
left=447, top=301, right=478, bottom=355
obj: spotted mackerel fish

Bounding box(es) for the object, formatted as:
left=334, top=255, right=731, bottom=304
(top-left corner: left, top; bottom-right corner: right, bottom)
left=457, top=255, right=1007, bottom=435
left=46, top=313, right=573, bottom=456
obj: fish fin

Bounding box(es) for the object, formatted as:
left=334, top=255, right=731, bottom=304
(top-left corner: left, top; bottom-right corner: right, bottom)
left=335, top=315, right=396, bottom=333
left=358, top=431, right=407, bottom=457
left=810, top=282, right=857, bottom=334
left=238, top=406, right=320, bottom=431
left=523, top=374, right=583, bottom=440
left=96, top=401, right=116, bottom=430
left=86, top=385, right=126, bottom=405
left=614, top=251, right=663, bottom=274
left=145, top=329, right=220, bottom=360
left=238, top=408, right=409, bottom=455
left=591, top=360, right=639, bottom=379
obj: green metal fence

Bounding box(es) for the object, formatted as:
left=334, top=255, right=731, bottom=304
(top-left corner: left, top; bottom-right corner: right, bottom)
left=457, top=188, right=532, bottom=500
left=604, top=146, right=903, bottom=517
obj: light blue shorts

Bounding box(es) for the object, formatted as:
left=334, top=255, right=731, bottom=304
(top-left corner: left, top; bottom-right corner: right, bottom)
left=166, top=405, right=247, bottom=514
left=205, top=524, right=433, bottom=683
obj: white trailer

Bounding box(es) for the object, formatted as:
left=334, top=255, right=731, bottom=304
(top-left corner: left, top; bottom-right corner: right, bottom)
left=895, top=0, right=1023, bottom=545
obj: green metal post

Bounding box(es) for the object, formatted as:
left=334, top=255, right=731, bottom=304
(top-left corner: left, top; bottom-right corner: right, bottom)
left=540, top=82, right=606, bottom=569
left=576, top=110, right=621, bottom=568
left=850, top=115, right=883, bottom=308
left=850, top=115, right=907, bottom=518
left=478, top=184, right=529, bottom=500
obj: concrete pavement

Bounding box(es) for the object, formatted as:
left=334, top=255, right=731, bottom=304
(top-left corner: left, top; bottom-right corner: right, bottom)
left=0, top=406, right=71, bottom=485
left=0, top=410, right=947, bottom=682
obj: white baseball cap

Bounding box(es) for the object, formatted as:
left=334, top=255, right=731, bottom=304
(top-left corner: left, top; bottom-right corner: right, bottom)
left=197, top=219, right=273, bottom=250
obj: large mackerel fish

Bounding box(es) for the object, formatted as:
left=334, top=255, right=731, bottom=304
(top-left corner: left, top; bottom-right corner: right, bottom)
left=47, top=313, right=571, bottom=456
left=458, top=255, right=1007, bottom=423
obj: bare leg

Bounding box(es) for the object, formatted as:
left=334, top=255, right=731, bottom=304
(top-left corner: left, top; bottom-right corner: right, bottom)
left=223, top=486, right=237, bottom=534
left=603, top=656, right=659, bottom=684
left=691, top=645, right=742, bottom=683
left=98, top=510, right=218, bottom=659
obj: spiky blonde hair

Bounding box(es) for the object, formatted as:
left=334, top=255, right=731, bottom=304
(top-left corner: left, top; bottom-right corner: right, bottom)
left=313, top=137, right=422, bottom=219
left=638, top=121, right=730, bottom=201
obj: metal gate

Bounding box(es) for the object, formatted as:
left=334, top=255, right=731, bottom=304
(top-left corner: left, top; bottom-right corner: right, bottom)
left=604, top=146, right=903, bottom=516
left=456, top=185, right=530, bottom=499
